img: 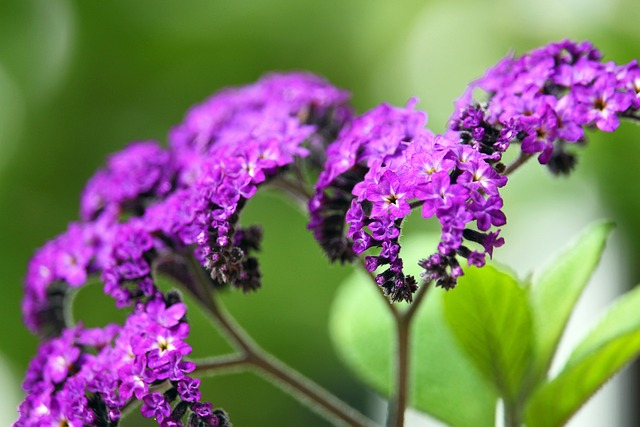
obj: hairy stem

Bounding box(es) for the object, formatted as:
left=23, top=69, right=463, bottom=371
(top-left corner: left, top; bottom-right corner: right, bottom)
left=620, top=110, right=640, bottom=122
left=248, top=350, right=374, bottom=427
left=503, top=152, right=533, bottom=176
left=185, top=257, right=376, bottom=427
left=387, top=311, right=411, bottom=427
left=193, top=354, right=250, bottom=375
left=408, top=199, right=425, bottom=210
left=385, top=280, right=432, bottom=427
left=271, top=175, right=314, bottom=210
left=356, top=259, right=433, bottom=427
left=405, top=280, right=431, bottom=321
left=503, top=399, right=522, bottom=427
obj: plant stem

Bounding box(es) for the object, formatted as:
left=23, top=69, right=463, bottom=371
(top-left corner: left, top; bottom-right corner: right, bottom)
left=193, top=354, right=249, bottom=375
left=503, top=399, right=521, bottom=427
left=405, top=279, right=431, bottom=321
left=409, top=199, right=425, bottom=210
left=385, top=282, right=432, bottom=427
left=503, top=152, right=533, bottom=176
left=355, top=259, right=433, bottom=427
left=386, top=311, right=411, bottom=427
left=248, top=350, right=374, bottom=427
left=271, top=175, right=314, bottom=210
left=184, top=256, right=377, bottom=427
left=620, top=110, right=640, bottom=122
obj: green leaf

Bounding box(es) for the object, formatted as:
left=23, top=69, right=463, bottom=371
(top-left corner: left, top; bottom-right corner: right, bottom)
left=525, top=285, right=640, bottom=427
left=329, top=236, right=498, bottom=427
left=443, top=265, right=534, bottom=401
left=569, top=283, right=640, bottom=364
left=529, top=220, right=615, bottom=376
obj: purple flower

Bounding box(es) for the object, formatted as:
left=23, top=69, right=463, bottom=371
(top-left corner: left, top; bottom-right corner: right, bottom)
left=452, top=39, right=640, bottom=175
left=365, top=170, right=411, bottom=219
left=574, top=73, right=633, bottom=132
left=466, top=251, right=486, bottom=268
left=146, top=299, right=187, bottom=328
left=618, top=61, right=640, bottom=108
left=469, top=193, right=507, bottom=232
left=118, top=356, right=149, bottom=401
left=456, top=158, right=507, bottom=195
left=483, top=231, right=505, bottom=257
left=417, top=171, right=469, bottom=219
left=309, top=100, right=429, bottom=266
left=192, top=402, right=213, bottom=418
left=403, top=145, right=456, bottom=186
left=519, top=104, right=559, bottom=163
left=153, top=350, right=196, bottom=381
left=141, top=392, right=171, bottom=422
left=368, top=215, right=400, bottom=241
left=19, top=72, right=355, bottom=427
left=45, top=341, right=80, bottom=384
left=177, top=377, right=202, bottom=402
left=312, top=94, right=514, bottom=295
left=351, top=230, right=372, bottom=254
left=80, top=141, right=173, bottom=221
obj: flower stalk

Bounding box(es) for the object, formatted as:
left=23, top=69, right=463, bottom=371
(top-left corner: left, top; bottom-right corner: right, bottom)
left=185, top=254, right=377, bottom=427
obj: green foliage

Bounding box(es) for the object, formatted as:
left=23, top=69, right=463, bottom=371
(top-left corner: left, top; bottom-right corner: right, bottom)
left=525, top=284, right=640, bottom=427
left=330, top=237, right=498, bottom=427
left=331, top=222, right=640, bottom=426
left=443, top=265, right=534, bottom=402
left=528, top=220, right=615, bottom=379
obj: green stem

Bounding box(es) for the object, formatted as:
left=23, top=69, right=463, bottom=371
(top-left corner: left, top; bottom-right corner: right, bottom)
left=184, top=257, right=377, bottom=427
left=386, top=283, right=431, bottom=427
left=503, top=399, right=522, bottom=427
left=356, top=258, right=433, bottom=427
left=248, top=350, right=375, bottom=427
left=620, top=110, right=640, bottom=122
left=193, top=354, right=249, bottom=375
left=386, top=311, right=411, bottom=427
left=503, top=152, right=533, bottom=176
left=271, top=175, right=313, bottom=211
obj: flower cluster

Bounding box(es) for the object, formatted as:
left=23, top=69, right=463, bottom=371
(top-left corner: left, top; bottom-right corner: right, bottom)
left=311, top=40, right=640, bottom=295
left=450, top=39, right=640, bottom=173
left=309, top=101, right=428, bottom=265
left=22, top=220, right=108, bottom=337
left=19, top=73, right=350, bottom=426
left=80, top=141, right=174, bottom=222
left=149, top=72, right=350, bottom=291
left=310, top=100, right=507, bottom=297
left=16, top=295, right=230, bottom=427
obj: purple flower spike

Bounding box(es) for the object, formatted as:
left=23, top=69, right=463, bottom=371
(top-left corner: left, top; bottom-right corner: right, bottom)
left=312, top=94, right=511, bottom=296
left=451, top=39, right=640, bottom=171
left=19, top=72, right=354, bottom=427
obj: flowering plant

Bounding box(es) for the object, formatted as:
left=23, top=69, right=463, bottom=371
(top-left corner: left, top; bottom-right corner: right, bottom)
left=15, top=40, right=640, bottom=427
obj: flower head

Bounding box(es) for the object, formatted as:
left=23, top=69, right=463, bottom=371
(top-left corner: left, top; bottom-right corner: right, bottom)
left=311, top=98, right=508, bottom=297
left=20, top=72, right=350, bottom=427
left=450, top=39, right=639, bottom=171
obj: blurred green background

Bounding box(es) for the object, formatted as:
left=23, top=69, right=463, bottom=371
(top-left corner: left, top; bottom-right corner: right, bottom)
left=2, top=0, right=640, bottom=425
